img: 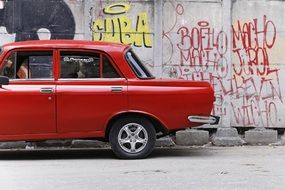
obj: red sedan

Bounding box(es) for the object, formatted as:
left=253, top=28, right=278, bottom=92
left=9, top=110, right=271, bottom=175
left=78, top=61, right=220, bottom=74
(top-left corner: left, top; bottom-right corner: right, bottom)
left=0, top=40, right=218, bottom=159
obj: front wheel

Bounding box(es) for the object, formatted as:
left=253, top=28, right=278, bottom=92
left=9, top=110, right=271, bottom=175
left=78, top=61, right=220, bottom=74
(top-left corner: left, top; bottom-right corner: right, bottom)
left=109, top=116, right=156, bottom=159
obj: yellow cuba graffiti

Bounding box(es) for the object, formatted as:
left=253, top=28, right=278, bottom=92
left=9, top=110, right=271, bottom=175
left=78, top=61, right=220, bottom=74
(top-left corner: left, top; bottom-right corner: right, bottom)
left=103, top=3, right=131, bottom=15
left=92, top=3, right=153, bottom=48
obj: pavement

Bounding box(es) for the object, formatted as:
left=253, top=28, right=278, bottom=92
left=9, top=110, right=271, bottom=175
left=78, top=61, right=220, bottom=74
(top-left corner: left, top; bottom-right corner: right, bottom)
left=0, top=146, right=285, bottom=190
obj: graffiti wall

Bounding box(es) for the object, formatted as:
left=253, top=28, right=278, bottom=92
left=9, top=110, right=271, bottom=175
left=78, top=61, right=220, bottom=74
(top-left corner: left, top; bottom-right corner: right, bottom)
left=0, top=0, right=77, bottom=42
left=91, top=3, right=152, bottom=48
left=162, top=1, right=231, bottom=125
left=88, top=0, right=154, bottom=71
left=0, top=0, right=285, bottom=128
left=162, top=0, right=285, bottom=127
left=231, top=0, right=285, bottom=127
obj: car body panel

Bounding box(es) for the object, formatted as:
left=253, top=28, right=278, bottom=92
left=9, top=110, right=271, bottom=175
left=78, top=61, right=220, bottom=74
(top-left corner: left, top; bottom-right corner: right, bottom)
left=0, top=83, right=56, bottom=135
left=128, top=79, right=214, bottom=130
left=56, top=79, right=128, bottom=133
left=0, top=40, right=216, bottom=141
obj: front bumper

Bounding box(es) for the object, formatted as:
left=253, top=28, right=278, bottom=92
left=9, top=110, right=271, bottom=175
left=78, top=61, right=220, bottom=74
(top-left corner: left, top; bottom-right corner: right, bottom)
left=188, top=115, right=220, bottom=125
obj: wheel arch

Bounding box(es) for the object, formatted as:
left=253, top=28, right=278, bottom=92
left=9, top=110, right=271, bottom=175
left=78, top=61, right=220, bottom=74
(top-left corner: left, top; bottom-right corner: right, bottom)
left=105, top=111, right=169, bottom=140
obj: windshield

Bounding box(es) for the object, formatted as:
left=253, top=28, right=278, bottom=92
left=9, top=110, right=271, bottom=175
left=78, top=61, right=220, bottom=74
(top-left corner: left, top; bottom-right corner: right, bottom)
left=125, top=50, right=154, bottom=79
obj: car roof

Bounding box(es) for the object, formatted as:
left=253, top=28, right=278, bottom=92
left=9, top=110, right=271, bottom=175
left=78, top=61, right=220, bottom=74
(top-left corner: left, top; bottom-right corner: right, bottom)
left=2, top=40, right=130, bottom=52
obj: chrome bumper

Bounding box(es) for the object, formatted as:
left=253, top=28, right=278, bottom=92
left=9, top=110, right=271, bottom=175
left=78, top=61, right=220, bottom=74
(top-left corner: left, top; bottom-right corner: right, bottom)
left=188, top=115, right=220, bottom=125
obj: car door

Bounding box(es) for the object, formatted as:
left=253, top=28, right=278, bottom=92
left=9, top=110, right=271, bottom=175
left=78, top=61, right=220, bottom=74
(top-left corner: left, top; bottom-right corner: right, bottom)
left=0, top=49, right=56, bottom=135
left=56, top=49, right=128, bottom=133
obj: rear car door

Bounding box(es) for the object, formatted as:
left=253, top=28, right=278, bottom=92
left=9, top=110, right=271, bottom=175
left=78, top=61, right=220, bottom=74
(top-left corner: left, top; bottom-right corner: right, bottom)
left=0, top=49, right=56, bottom=135
left=56, top=50, right=128, bottom=133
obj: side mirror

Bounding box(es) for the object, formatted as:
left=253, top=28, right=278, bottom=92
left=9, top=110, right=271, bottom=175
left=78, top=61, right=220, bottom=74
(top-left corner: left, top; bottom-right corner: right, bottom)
left=0, top=76, right=9, bottom=87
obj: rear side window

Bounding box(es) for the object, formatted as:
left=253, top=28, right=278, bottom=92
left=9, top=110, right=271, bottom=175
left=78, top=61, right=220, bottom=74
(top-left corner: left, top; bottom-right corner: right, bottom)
left=0, top=51, right=53, bottom=79
left=102, top=55, right=120, bottom=78
left=60, top=51, right=120, bottom=79
left=125, top=50, right=153, bottom=79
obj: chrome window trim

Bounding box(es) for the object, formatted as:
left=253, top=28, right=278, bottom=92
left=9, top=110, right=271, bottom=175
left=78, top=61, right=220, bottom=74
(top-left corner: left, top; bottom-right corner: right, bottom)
left=58, top=78, right=125, bottom=81
left=9, top=78, right=54, bottom=81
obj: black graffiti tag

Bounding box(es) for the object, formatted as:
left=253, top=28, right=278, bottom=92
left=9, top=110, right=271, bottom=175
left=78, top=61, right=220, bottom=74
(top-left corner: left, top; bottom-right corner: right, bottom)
left=0, top=0, right=76, bottom=41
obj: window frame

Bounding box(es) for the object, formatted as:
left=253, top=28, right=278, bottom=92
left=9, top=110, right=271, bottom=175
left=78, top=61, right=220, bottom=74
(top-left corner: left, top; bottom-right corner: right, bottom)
left=57, top=49, right=125, bottom=80
left=0, top=48, right=56, bottom=82
left=124, top=48, right=154, bottom=79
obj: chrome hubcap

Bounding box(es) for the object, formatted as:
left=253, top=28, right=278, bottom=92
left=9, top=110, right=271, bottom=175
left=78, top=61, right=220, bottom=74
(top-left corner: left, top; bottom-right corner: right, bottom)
left=118, top=123, right=148, bottom=153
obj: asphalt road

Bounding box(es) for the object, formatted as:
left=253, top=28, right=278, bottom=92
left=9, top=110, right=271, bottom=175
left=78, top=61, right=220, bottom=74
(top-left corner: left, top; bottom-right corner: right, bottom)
left=0, top=146, right=284, bottom=190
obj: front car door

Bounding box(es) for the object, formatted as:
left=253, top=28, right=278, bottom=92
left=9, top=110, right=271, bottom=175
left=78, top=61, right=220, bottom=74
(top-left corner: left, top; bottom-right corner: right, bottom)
left=56, top=49, right=128, bottom=134
left=0, top=49, right=56, bottom=135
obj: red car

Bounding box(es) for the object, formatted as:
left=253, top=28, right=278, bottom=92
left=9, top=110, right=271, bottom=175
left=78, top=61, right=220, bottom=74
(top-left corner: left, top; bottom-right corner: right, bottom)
left=0, top=40, right=218, bottom=159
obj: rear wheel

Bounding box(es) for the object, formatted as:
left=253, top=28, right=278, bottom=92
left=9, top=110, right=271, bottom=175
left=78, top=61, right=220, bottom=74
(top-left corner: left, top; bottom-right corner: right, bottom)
left=109, top=116, right=156, bottom=159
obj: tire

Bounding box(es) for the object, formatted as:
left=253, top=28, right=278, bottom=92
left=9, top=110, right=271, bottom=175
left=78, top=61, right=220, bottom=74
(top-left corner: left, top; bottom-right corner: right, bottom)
left=109, top=116, right=156, bottom=159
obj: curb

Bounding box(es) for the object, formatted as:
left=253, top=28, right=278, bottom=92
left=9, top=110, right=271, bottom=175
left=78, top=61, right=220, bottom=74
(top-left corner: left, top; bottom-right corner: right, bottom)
left=0, top=127, right=282, bottom=149
left=175, top=129, right=209, bottom=146
left=245, top=128, right=278, bottom=145
left=212, top=128, right=245, bottom=146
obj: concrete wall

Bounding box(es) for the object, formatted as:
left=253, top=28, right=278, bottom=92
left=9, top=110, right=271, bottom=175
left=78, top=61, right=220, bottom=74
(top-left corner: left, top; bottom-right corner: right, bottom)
left=0, top=0, right=284, bottom=128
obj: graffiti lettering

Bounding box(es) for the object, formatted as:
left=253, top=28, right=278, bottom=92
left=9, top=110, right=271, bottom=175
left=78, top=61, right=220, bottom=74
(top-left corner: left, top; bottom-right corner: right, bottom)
left=162, top=2, right=282, bottom=127
left=176, top=21, right=228, bottom=79
left=232, top=15, right=276, bottom=50
left=230, top=16, right=281, bottom=126
left=232, top=15, right=277, bottom=77
left=92, top=3, right=152, bottom=48
left=103, top=3, right=131, bottom=15
left=231, top=99, right=277, bottom=127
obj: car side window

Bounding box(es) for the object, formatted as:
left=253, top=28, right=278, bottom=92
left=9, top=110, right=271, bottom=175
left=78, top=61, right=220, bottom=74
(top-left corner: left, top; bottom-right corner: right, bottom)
left=0, top=51, right=53, bottom=79
left=102, top=55, right=120, bottom=78
left=60, top=51, right=121, bottom=79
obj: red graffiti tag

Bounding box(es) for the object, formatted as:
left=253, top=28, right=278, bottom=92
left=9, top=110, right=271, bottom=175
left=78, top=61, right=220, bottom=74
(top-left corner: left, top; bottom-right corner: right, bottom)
left=232, top=15, right=277, bottom=77
left=162, top=2, right=281, bottom=127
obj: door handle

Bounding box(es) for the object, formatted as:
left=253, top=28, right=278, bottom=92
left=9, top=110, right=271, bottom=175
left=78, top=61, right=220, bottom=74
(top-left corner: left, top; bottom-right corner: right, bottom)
left=40, top=88, right=54, bottom=94
left=111, top=86, right=123, bottom=92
